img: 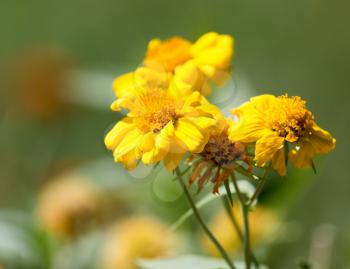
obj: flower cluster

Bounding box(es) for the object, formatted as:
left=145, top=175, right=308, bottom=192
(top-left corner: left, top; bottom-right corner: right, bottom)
left=105, top=32, right=336, bottom=191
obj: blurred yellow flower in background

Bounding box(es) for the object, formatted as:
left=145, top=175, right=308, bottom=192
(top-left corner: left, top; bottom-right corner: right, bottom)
left=114, top=32, right=234, bottom=97
left=35, top=173, right=122, bottom=238
left=201, top=206, right=279, bottom=256
left=9, top=46, right=72, bottom=120
left=101, top=216, right=175, bottom=269
left=229, top=94, right=336, bottom=175
left=105, top=67, right=222, bottom=170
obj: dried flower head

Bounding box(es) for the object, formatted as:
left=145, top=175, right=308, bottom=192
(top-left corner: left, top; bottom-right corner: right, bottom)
left=188, top=119, right=248, bottom=193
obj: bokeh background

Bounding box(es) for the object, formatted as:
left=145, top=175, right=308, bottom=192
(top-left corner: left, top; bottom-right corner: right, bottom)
left=0, top=0, right=349, bottom=268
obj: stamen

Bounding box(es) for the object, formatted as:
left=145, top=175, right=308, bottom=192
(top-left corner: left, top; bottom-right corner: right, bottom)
left=131, top=89, right=178, bottom=133
left=268, top=95, right=314, bottom=142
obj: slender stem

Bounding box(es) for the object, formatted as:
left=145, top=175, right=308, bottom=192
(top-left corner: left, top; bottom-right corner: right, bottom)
left=222, top=196, right=259, bottom=268
left=231, top=173, right=258, bottom=269
left=175, top=168, right=236, bottom=269
left=224, top=179, right=234, bottom=206
left=241, top=203, right=252, bottom=269
left=248, top=170, right=269, bottom=207
left=222, top=196, right=243, bottom=241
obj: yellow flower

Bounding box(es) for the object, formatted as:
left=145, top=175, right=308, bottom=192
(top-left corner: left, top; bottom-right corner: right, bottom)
left=36, top=174, right=98, bottom=238
left=114, top=32, right=234, bottom=97
left=188, top=117, right=247, bottom=193
left=228, top=94, right=336, bottom=175
left=105, top=67, right=221, bottom=171
left=201, top=206, right=279, bottom=256
left=101, top=216, right=175, bottom=269
left=10, top=46, right=72, bottom=120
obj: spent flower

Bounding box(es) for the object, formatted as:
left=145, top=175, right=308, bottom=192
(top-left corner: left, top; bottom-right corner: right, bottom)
left=188, top=117, right=248, bottom=193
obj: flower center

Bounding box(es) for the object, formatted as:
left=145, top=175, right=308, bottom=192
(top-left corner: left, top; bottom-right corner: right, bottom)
left=201, top=134, right=246, bottom=166
left=132, top=89, right=178, bottom=133
left=268, top=95, right=314, bottom=142
left=144, top=37, right=192, bottom=72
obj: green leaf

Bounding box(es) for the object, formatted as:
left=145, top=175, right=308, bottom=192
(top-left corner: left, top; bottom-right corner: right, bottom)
left=137, top=255, right=269, bottom=269
left=170, top=180, right=255, bottom=231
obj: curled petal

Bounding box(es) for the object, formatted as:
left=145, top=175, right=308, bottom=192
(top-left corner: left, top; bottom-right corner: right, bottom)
left=255, top=131, right=284, bottom=167
left=174, top=119, right=206, bottom=153
left=309, top=124, right=336, bottom=154
left=191, top=32, right=234, bottom=71
left=104, top=118, right=136, bottom=150
left=272, top=148, right=286, bottom=176
left=112, top=128, right=144, bottom=160
left=170, top=61, right=211, bottom=97
left=289, top=141, right=314, bottom=168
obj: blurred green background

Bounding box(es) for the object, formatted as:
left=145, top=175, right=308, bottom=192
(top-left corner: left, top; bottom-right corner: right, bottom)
left=0, top=0, right=348, bottom=268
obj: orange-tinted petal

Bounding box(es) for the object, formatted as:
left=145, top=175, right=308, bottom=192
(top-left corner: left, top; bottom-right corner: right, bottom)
left=255, top=131, right=284, bottom=166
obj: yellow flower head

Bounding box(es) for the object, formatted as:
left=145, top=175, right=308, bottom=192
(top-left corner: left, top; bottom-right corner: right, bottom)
left=188, top=118, right=247, bottom=193
left=145, top=37, right=192, bottom=72
left=101, top=216, right=175, bottom=269
left=202, top=206, right=279, bottom=256
left=36, top=174, right=99, bottom=238
left=105, top=67, right=221, bottom=170
left=114, top=32, right=234, bottom=97
left=229, top=94, right=336, bottom=175
left=10, top=47, right=72, bottom=120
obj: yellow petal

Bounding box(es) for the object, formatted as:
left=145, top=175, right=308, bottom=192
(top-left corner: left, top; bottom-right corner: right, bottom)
left=289, top=123, right=336, bottom=169
left=185, top=116, right=216, bottom=131
left=141, top=123, right=174, bottom=164
left=104, top=118, right=136, bottom=150
left=191, top=32, right=234, bottom=79
left=249, top=94, right=276, bottom=112
left=170, top=61, right=210, bottom=97
left=228, top=117, right=267, bottom=143
left=255, top=132, right=284, bottom=166
left=155, top=122, right=175, bottom=150
left=309, top=124, right=336, bottom=154
left=174, top=119, right=206, bottom=153
left=229, top=95, right=275, bottom=143
left=289, top=141, right=314, bottom=168
left=113, top=128, right=144, bottom=160
left=195, top=104, right=224, bottom=120
left=139, top=132, right=155, bottom=153
left=272, top=148, right=286, bottom=176
left=117, top=149, right=141, bottom=170
left=142, top=147, right=163, bottom=164
left=147, top=38, right=161, bottom=50
left=163, top=152, right=184, bottom=171
left=112, top=72, right=138, bottom=99
left=134, top=66, right=169, bottom=90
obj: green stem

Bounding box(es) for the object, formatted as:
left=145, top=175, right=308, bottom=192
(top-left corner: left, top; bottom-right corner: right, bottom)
left=248, top=170, right=269, bottom=207
left=222, top=196, right=243, bottom=241
left=223, top=196, right=259, bottom=268
left=175, top=168, right=236, bottom=269
left=231, top=174, right=258, bottom=269
left=241, top=203, right=252, bottom=269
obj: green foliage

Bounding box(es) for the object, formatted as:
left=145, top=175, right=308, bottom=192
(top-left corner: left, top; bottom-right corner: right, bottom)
left=0, top=212, right=52, bottom=269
